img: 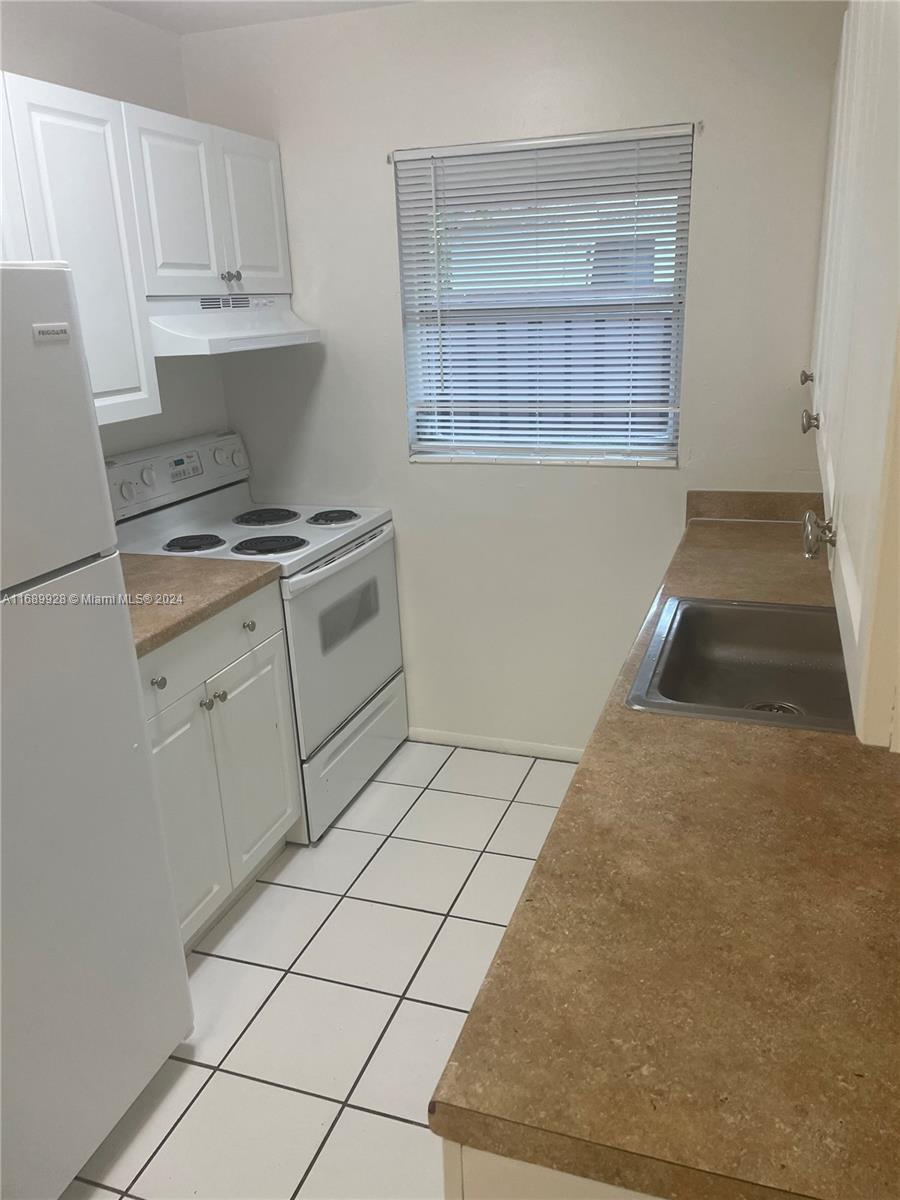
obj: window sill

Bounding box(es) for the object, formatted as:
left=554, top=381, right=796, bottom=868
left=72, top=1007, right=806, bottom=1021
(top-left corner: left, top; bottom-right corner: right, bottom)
left=409, top=453, right=679, bottom=468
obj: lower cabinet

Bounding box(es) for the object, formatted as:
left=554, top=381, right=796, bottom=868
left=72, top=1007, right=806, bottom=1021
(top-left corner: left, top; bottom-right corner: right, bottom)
left=148, top=685, right=232, bottom=943
left=146, top=626, right=301, bottom=944
left=207, top=633, right=300, bottom=886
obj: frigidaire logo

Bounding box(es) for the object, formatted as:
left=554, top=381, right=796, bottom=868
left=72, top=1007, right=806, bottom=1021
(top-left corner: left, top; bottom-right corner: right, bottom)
left=32, top=323, right=71, bottom=343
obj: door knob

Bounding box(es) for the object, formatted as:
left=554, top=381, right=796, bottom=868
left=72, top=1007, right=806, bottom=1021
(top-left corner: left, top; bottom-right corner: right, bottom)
left=199, top=697, right=215, bottom=711
left=800, top=368, right=814, bottom=385
left=800, top=409, right=820, bottom=434
left=220, top=270, right=236, bottom=282
left=213, top=690, right=229, bottom=703
left=233, top=270, right=242, bottom=282
left=242, top=619, right=256, bottom=632
left=802, top=511, right=836, bottom=559
left=150, top=675, right=167, bottom=690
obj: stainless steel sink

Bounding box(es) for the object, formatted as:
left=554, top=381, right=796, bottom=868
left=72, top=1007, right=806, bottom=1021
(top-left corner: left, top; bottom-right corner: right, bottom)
left=627, top=598, right=854, bottom=733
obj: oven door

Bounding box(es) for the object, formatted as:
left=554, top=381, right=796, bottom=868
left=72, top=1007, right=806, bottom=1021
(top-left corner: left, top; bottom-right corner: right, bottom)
left=281, top=523, right=402, bottom=757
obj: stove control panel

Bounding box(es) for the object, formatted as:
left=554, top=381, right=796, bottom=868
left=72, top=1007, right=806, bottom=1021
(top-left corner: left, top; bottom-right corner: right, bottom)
left=106, top=433, right=249, bottom=522
left=167, top=450, right=204, bottom=483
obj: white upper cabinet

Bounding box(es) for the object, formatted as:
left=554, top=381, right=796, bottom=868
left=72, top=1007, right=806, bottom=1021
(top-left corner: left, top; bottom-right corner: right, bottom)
left=214, top=126, right=292, bottom=294
left=125, top=106, right=292, bottom=296
left=123, top=105, right=228, bottom=297
left=3, top=73, right=160, bottom=424
left=810, top=0, right=899, bottom=747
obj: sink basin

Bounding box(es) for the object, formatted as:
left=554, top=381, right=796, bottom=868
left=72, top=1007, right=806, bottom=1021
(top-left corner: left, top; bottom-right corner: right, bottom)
left=627, top=598, right=854, bottom=734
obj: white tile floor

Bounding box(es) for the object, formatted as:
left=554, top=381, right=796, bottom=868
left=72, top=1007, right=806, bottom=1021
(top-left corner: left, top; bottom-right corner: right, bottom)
left=68, top=743, right=575, bottom=1200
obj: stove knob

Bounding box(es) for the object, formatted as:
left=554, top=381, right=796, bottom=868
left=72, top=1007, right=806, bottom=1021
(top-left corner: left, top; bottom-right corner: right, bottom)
left=141, top=466, right=156, bottom=488
left=120, top=480, right=136, bottom=502
left=213, top=447, right=229, bottom=465
left=232, top=448, right=248, bottom=468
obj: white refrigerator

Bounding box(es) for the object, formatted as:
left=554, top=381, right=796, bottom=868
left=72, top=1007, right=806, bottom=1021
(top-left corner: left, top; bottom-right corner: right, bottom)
left=1, top=263, right=192, bottom=1200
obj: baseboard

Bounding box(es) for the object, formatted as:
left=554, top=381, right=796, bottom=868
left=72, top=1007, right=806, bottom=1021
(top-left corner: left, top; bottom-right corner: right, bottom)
left=409, top=726, right=582, bottom=763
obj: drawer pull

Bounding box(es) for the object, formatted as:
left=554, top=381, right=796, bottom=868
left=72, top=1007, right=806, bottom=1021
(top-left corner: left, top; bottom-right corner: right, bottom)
left=199, top=697, right=215, bottom=711
left=213, top=690, right=229, bottom=703
left=150, top=675, right=167, bottom=690
left=243, top=619, right=257, bottom=632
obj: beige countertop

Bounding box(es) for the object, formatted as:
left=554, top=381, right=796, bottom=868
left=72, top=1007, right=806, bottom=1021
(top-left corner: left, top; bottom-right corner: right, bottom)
left=120, top=553, right=280, bottom=657
left=430, top=520, right=900, bottom=1200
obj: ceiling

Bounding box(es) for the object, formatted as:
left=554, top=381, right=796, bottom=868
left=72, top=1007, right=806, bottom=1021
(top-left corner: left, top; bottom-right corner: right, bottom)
left=98, top=1, right=401, bottom=36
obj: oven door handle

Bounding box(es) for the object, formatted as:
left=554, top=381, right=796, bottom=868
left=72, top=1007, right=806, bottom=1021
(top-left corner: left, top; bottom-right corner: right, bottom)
left=281, top=523, right=394, bottom=598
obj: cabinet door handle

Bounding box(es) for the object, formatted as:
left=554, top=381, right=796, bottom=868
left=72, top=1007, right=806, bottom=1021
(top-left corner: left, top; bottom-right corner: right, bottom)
left=242, top=619, right=256, bottom=632
left=199, top=697, right=215, bottom=711
left=233, top=270, right=242, bottom=283
left=220, top=270, right=235, bottom=282
left=800, top=409, right=820, bottom=434
left=151, top=675, right=167, bottom=690
left=213, top=690, right=229, bottom=703
left=802, top=511, right=837, bottom=558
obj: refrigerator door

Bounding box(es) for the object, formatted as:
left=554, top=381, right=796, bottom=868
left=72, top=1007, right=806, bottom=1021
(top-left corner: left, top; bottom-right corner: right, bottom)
left=1, top=553, right=192, bottom=1200
left=1, top=263, right=117, bottom=591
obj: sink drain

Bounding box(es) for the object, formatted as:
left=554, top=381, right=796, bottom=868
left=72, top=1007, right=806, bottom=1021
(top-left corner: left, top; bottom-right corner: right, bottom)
left=744, top=700, right=804, bottom=716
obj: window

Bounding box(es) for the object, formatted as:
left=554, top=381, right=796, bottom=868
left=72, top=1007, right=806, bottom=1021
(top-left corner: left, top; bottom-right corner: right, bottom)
left=393, top=125, right=693, bottom=464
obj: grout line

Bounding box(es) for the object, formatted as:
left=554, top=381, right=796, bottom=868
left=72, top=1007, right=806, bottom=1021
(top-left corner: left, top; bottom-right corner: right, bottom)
left=255, top=879, right=507, bottom=925
left=293, top=755, right=541, bottom=1195
left=121, top=1065, right=218, bottom=1195
left=333, top=782, right=426, bottom=837
left=344, top=1102, right=428, bottom=1129
left=126, top=746, right=460, bottom=1198
left=289, top=746, right=485, bottom=1197
left=122, top=861, right=352, bottom=1195
left=215, top=1065, right=339, bottom=1105
left=73, top=1179, right=125, bottom=1196
left=389, top=832, right=541, bottom=861
left=372, top=742, right=455, bottom=789
left=121, top=744, right=539, bottom=1199
left=400, top=757, right=536, bottom=1000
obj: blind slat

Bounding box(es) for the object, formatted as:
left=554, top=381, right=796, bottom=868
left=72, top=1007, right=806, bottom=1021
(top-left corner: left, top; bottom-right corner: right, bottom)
left=395, top=127, right=693, bottom=462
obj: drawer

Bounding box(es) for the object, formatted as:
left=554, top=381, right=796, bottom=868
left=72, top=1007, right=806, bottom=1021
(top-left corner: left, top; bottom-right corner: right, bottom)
left=141, top=582, right=282, bottom=717
left=295, top=672, right=408, bottom=843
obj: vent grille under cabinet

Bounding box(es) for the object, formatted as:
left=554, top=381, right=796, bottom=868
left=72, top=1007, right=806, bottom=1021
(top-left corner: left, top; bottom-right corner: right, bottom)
left=200, top=296, right=251, bottom=310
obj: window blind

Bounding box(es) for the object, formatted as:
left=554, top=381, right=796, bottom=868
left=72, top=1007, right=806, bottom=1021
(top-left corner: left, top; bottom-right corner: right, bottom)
left=394, top=125, right=693, bottom=464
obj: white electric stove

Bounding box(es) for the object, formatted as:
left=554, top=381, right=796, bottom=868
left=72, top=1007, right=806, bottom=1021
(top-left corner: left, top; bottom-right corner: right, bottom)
left=109, top=432, right=408, bottom=841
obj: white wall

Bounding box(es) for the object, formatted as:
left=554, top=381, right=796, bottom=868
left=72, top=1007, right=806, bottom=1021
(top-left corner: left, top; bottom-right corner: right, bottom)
left=0, top=0, right=231, bottom=455
left=180, top=0, right=842, bottom=756
left=0, top=1, right=188, bottom=114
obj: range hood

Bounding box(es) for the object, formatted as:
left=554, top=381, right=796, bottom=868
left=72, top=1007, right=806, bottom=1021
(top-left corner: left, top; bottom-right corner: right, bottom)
left=148, top=294, right=320, bottom=356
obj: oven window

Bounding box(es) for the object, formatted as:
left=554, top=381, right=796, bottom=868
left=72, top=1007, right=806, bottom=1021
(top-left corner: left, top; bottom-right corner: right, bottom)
left=319, top=578, right=380, bottom=654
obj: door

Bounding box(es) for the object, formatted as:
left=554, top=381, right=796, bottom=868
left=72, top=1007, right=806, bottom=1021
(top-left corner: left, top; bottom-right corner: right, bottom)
left=809, top=1, right=899, bottom=745
left=147, top=686, right=233, bottom=944
left=282, top=525, right=403, bottom=755
left=4, top=73, right=160, bottom=424
left=208, top=631, right=301, bottom=887
left=124, top=104, right=229, bottom=297
left=1, top=553, right=191, bottom=1200
left=1, top=80, right=30, bottom=260
left=0, top=263, right=116, bottom=590
left=214, top=126, right=292, bottom=293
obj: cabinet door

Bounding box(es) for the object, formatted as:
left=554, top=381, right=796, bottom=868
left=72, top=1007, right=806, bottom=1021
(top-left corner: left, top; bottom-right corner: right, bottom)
left=147, top=685, right=233, bottom=944
left=124, top=104, right=229, bottom=297
left=810, top=1, right=899, bottom=746
left=4, top=73, right=160, bottom=424
left=1, top=79, right=31, bottom=260
left=208, top=631, right=301, bottom=887
left=214, top=126, right=292, bottom=293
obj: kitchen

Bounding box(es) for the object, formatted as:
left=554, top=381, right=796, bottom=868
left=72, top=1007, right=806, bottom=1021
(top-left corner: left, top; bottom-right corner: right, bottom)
left=1, top=2, right=897, bottom=1199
